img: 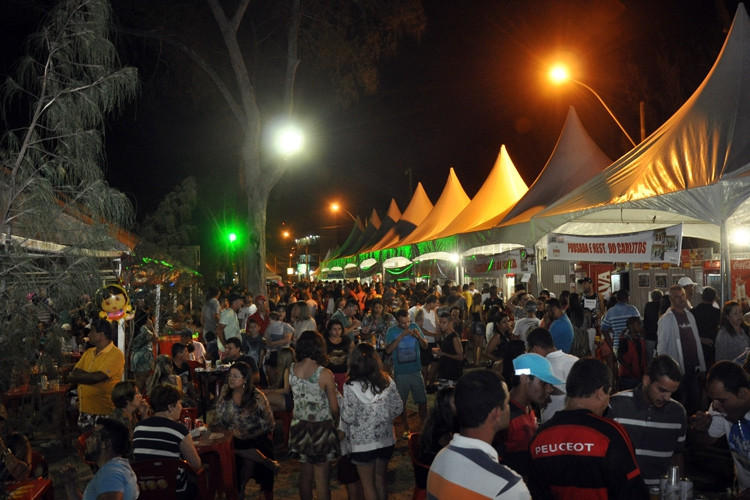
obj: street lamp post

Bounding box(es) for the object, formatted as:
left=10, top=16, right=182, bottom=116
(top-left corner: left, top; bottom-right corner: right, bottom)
left=330, top=202, right=357, bottom=222
left=549, top=64, right=638, bottom=147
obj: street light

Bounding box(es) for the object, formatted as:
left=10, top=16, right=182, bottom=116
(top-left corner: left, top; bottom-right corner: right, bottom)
left=548, top=63, right=637, bottom=147
left=273, top=123, right=305, bottom=157
left=329, top=202, right=356, bottom=222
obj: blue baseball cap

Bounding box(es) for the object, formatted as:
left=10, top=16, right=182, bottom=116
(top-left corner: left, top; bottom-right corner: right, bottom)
left=513, top=353, right=564, bottom=385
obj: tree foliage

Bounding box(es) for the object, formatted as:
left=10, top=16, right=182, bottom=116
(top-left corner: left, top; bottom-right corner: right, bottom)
left=115, top=0, right=425, bottom=294
left=0, top=0, right=137, bottom=399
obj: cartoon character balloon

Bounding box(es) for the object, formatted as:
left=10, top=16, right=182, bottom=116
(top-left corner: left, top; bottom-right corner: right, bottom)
left=97, top=284, right=134, bottom=323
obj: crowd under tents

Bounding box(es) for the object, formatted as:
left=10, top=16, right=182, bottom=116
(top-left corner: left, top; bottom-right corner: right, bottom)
left=320, top=4, right=750, bottom=301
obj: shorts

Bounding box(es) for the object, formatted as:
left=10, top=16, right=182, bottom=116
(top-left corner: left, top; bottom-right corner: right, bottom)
left=394, top=372, right=427, bottom=405
left=350, top=445, right=394, bottom=466
left=420, top=342, right=437, bottom=366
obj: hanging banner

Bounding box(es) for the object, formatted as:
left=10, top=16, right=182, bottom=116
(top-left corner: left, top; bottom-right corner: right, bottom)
left=546, top=224, right=683, bottom=263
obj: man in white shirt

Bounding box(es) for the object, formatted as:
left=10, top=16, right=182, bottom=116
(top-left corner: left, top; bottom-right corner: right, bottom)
left=237, top=291, right=257, bottom=332
left=427, top=369, right=530, bottom=499
left=217, top=292, right=242, bottom=354
left=525, top=327, right=578, bottom=422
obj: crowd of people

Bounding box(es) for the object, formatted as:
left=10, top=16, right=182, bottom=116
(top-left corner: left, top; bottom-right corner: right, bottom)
left=7, top=276, right=750, bottom=499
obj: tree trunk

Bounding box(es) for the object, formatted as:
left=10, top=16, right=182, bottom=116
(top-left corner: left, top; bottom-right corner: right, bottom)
left=241, top=124, right=266, bottom=294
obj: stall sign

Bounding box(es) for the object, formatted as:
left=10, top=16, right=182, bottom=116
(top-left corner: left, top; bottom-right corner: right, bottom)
left=547, top=224, right=682, bottom=263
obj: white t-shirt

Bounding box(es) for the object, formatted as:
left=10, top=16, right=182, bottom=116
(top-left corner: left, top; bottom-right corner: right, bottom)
left=237, top=304, right=258, bottom=330
left=408, top=305, right=421, bottom=323
left=189, top=340, right=207, bottom=362
left=541, top=350, right=578, bottom=422
left=422, top=309, right=437, bottom=343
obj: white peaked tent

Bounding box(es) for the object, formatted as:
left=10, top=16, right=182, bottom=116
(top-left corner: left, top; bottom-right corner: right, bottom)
left=395, top=168, right=471, bottom=247
left=530, top=3, right=750, bottom=300
left=458, top=106, right=611, bottom=250
left=367, top=183, right=433, bottom=252
left=432, top=146, right=528, bottom=239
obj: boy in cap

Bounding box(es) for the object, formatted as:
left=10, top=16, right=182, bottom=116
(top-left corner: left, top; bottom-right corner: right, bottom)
left=497, top=353, right=563, bottom=478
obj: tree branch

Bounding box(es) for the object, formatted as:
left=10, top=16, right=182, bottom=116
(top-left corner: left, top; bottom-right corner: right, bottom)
left=205, top=0, right=257, bottom=128
left=117, top=26, right=247, bottom=131
left=232, top=0, right=251, bottom=33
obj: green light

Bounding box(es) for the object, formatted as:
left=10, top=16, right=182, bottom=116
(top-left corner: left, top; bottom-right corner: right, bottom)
left=228, top=233, right=237, bottom=243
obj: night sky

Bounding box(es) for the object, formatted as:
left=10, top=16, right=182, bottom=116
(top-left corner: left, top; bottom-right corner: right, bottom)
left=0, top=0, right=739, bottom=269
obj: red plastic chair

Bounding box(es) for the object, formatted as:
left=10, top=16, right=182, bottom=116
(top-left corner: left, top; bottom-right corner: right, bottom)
left=76, top=431, right=98, bottom=472
left=180, top=406, right=199, bottom=423
left=131, top=458, right=208, bottom=500
left=407, top=432, right=429, bottom=500
left=273, top=409, right=293, bottom=446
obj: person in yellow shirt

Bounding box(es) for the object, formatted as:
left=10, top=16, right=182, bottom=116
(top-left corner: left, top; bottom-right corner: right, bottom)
left=70, top=318, right=125, bottom=431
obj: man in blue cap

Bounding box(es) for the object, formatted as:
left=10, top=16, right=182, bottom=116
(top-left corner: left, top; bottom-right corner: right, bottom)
left=497, top=353, right=563, bottom=478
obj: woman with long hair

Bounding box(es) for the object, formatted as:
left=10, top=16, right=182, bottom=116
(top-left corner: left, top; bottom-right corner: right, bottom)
left=340, top=343, right=403, bottom=500
left=716, top=300, right=750, bottom=361
left=288, top=331, right=340, bottom=500
left=264, top=347, right=296, bottom=413
left=325, top=319, right=354, bottom=394
left=291, top=302, right=317, bottom=345
left=418, top=386, right=457, bottom=466
left=485, top=312, right=525, bottom=385
left=215, top=361, right=279, bottom=499
left=360, top=299, right=396, bottom=348
left=146, top=354, right=181, bottom=397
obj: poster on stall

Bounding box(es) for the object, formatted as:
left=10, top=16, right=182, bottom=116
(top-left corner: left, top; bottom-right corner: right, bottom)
left=546, top=224, right=683, bottom=263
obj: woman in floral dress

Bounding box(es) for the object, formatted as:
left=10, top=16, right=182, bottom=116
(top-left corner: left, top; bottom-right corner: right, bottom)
left=288, top=330, right=340, bottom=500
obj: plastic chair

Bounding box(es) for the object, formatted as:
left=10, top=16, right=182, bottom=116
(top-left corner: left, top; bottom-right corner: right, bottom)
left=407, top=432, right=429, bottom=500
left=29, top=450, right=49, bottom=478
left=179, top=406, right=199, bottom=423
left=273, top=409, right=293, bottom=446
left=131, top=458, right=208, bottom=500
left=76, top=431, right=98, bottom=472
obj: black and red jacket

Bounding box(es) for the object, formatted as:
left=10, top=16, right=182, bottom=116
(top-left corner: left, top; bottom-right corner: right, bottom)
left=528, top=408, right=648, bottom=499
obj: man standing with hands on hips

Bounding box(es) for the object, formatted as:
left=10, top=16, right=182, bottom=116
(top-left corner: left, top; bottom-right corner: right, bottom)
left=386, top=309, right=428, bottom=437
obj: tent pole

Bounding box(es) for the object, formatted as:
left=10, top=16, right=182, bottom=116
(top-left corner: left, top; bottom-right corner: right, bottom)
left=720, top=221, right=732, bottom=304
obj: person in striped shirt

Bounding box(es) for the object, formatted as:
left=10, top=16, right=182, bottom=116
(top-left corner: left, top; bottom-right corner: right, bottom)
left=607, top=354, right=686, bottom=487
left=427, top=369, right=530, bottom=499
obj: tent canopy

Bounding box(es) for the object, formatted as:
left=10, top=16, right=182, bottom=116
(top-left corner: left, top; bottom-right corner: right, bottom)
left=533, top=4, right=750, bottom=240
left=433, top=146, right=528, bottom=238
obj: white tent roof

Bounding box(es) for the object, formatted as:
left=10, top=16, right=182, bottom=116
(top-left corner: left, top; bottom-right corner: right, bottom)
left=531, top=4, right=750, bottom=242
left=458, top=107, right=611, bottom=248
left=367, top=183, right=433, bottom=251
left=396, top=168, right=470, bottom=246
left=433, top=146, right=528, bottom=238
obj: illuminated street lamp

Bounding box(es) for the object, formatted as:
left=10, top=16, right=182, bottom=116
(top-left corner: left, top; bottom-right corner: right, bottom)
left=329, top=202, right=356, bottom=222
left=549, top=64, right=638, bottom=147
left=274, top=123, right=305, bottom=157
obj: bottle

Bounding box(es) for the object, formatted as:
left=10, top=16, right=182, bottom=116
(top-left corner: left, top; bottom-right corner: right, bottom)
left=663, top=465, right=680, bottom=500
